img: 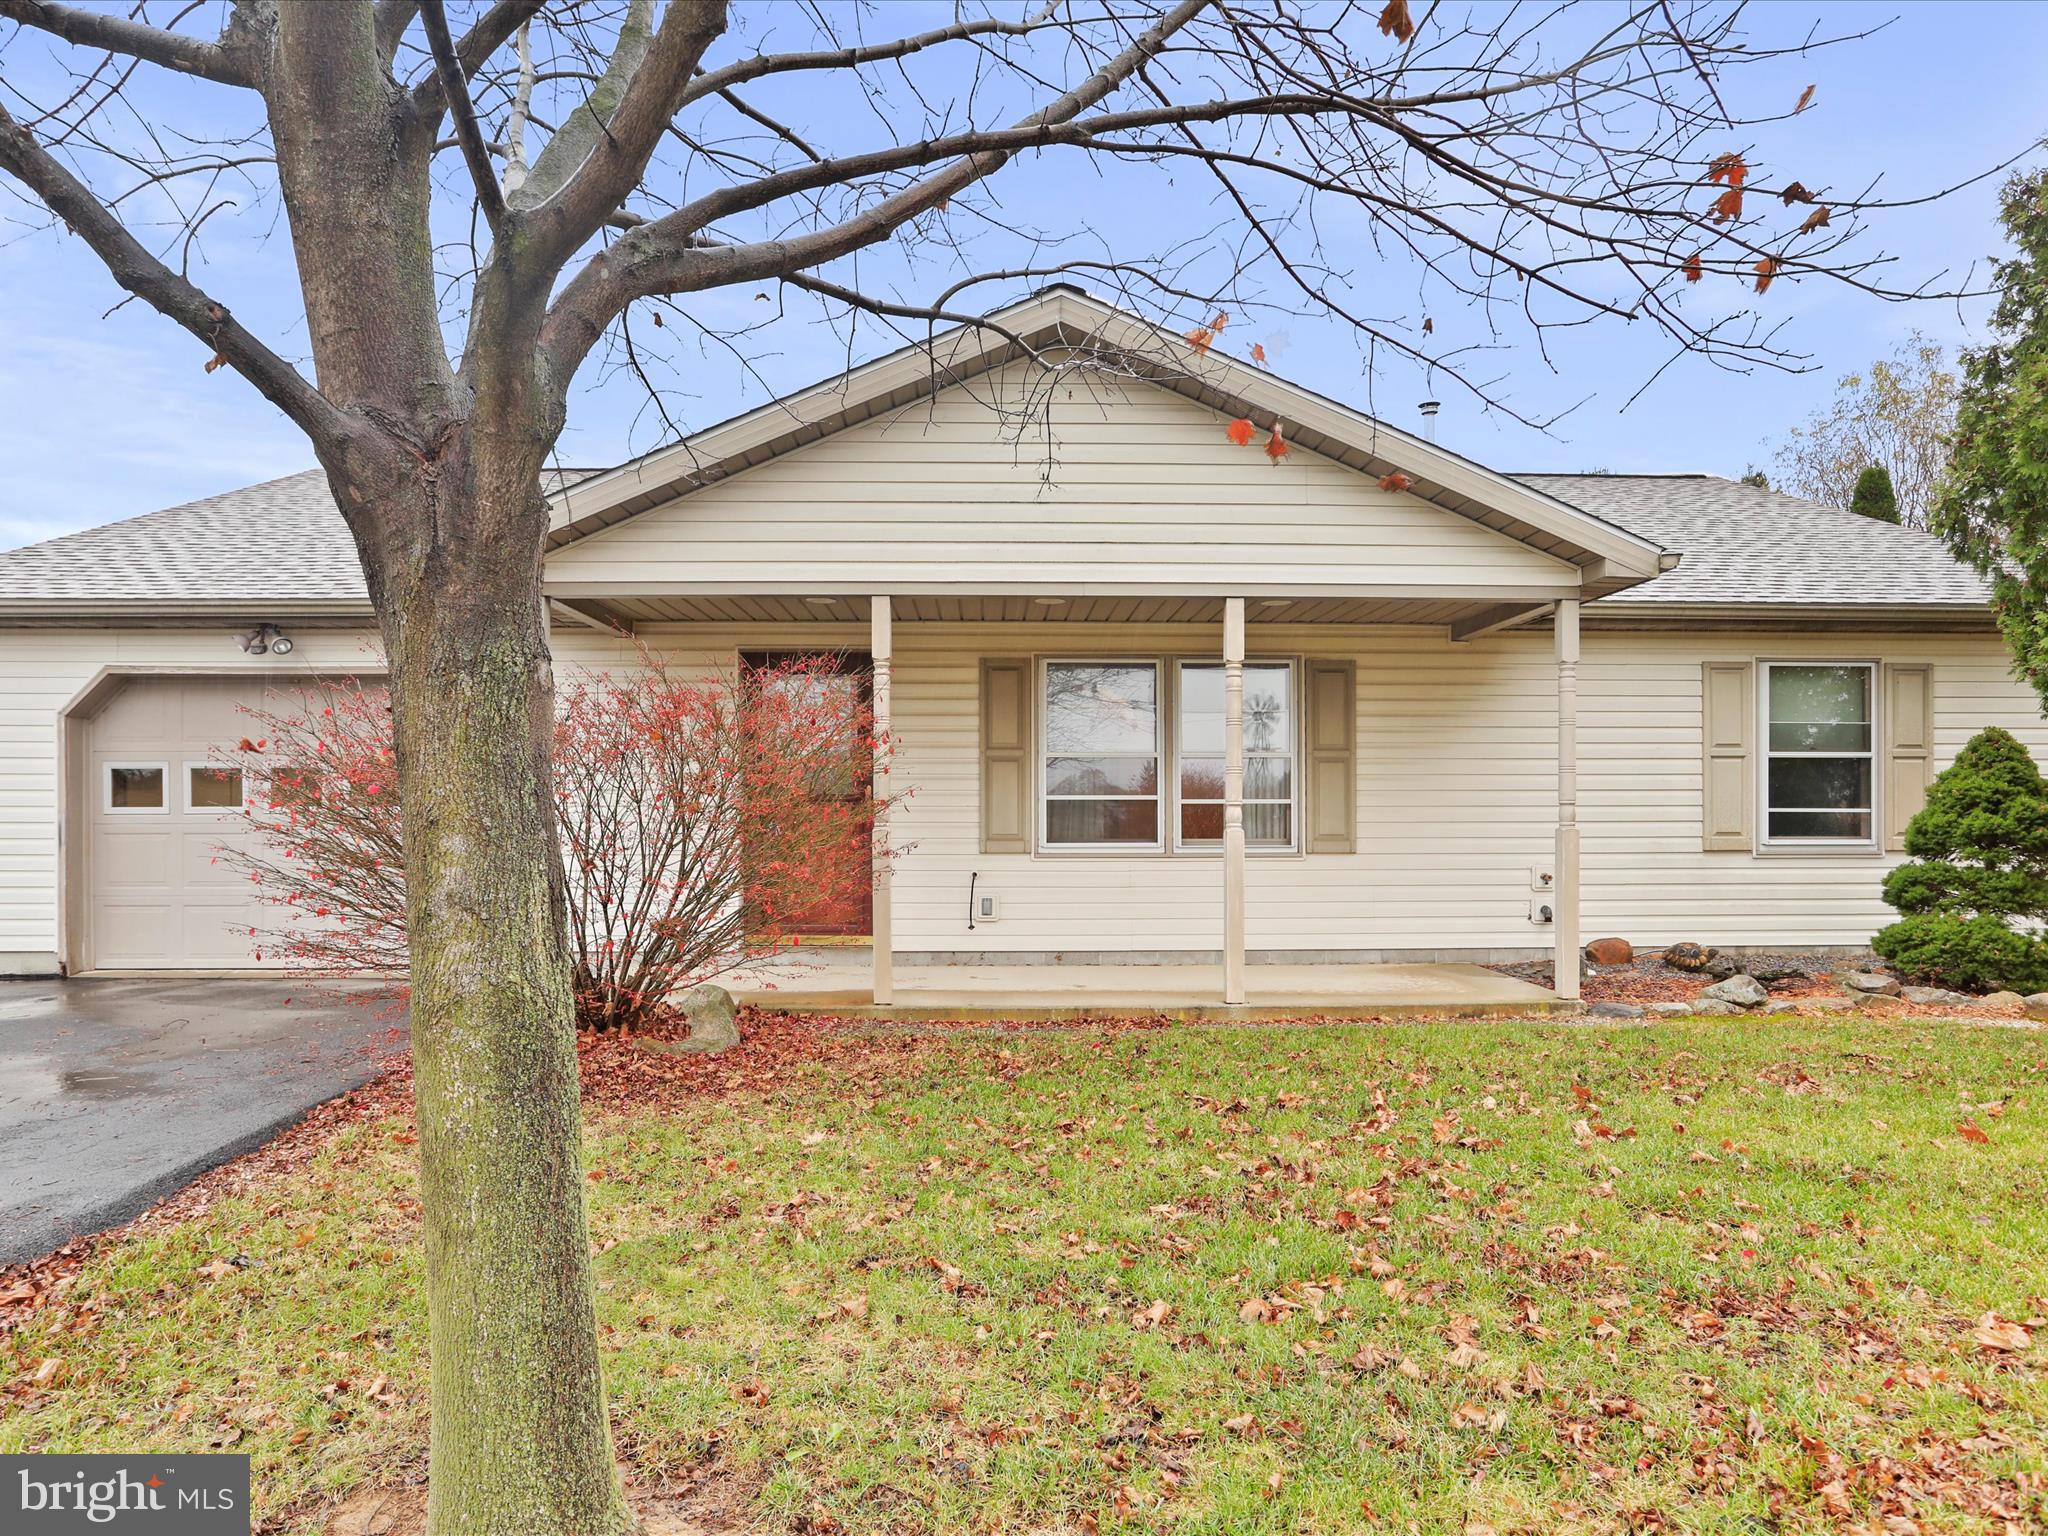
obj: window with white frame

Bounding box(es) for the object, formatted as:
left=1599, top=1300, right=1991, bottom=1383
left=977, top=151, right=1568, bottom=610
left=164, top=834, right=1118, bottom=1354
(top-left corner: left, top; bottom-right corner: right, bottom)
left=1041, top=662, right=1162, bottom=847
left=1176, top=661, right=1297, bottom=849
left=1762, top=662, right=1875, bottom=844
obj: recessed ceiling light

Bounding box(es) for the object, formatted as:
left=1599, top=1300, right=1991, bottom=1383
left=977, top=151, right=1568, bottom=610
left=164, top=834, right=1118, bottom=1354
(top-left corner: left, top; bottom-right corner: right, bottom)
left=1034, top=597, right=1068, bottom=606
left=1258, top=599, right=1292, bottom=610
left=805, top=596, right=839, bottom=607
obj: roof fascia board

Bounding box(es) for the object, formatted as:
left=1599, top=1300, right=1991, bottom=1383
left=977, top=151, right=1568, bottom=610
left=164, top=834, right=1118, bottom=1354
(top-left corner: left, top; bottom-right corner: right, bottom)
left=545, top=577, right=1586, bottom=601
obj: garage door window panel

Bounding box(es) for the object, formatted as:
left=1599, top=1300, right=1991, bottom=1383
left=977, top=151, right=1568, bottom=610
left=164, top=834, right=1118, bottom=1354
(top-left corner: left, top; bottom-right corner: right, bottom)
left=186, top=763, right=247, bottom=813
left=105, top=763, right=168, bottom=813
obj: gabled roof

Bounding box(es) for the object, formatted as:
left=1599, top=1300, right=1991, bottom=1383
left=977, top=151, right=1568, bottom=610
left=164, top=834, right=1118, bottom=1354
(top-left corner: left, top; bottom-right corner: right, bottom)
left=545, top=285, right=1672, bottom=598
left=0, top=289, right=1996, bottom=626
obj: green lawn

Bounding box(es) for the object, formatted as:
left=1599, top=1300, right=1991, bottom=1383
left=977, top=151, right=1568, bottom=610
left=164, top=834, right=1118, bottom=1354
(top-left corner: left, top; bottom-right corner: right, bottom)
left=5, top=1015, right=2047, bottom=1535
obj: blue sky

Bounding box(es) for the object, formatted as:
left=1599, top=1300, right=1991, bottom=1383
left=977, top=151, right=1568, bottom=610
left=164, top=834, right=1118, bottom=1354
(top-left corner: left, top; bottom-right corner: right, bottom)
left=0, top=1, right=2042, bottom=549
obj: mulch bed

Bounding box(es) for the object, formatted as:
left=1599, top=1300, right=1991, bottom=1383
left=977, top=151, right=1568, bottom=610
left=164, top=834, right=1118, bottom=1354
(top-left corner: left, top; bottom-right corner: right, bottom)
left=1492, top=947, right=1859, bottom=1002
left=1490, top=946, right=2034, bottom=1017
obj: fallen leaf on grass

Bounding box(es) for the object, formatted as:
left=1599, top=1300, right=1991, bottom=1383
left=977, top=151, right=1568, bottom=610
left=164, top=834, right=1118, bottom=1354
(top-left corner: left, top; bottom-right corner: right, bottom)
left=1971, top=1314, right=2030, bottom=1353
left=1956, top=1122, right=1992, bottom=1145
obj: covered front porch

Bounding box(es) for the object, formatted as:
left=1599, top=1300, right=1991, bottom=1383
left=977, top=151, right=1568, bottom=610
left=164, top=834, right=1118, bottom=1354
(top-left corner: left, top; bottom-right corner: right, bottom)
left=546, top=588, right=1601, bottom=1014
left=724, top=948, right=1565, bottom=1020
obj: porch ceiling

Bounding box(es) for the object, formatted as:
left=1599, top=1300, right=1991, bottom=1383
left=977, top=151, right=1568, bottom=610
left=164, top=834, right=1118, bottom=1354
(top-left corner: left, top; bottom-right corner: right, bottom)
left=580, top=593, right=1545, bottom=627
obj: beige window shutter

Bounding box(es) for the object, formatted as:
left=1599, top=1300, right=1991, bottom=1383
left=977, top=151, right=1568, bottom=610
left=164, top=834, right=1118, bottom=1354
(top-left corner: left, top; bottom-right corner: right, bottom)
left=1701, top=660, right=1754, bottom=851
left=1303, top=659, right=1357, bottom=854
left=1883, top=663, right=1933, bottom=851
left=980, top=658, right=1032, bottom=853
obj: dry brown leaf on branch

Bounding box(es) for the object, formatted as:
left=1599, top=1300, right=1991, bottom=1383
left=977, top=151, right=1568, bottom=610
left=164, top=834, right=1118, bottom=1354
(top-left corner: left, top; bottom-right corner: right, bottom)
left=1800, top=206, right=1832, bottom=233
left=1226, top=417, right=1256, bottom=447
left=1683, top=253, right=1703, bottom=283
left=1753, top=258, right=1781, bottom=294
left=1707, top=153, right=1748, bottom=187
left=1378, top=0, right=1415, bottom=44
left=1795, top=83, right=1817, bottom=113
left=1378, top=471, right=1412, bottom=492
left=1265, top=426, right=1290, bottom=463
left=1780, top=180, right=1814, bottom=205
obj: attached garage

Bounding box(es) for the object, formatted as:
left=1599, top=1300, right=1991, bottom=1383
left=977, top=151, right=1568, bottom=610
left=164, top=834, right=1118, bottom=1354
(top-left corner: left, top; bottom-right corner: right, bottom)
left=66, top=672, right=366, bottom=972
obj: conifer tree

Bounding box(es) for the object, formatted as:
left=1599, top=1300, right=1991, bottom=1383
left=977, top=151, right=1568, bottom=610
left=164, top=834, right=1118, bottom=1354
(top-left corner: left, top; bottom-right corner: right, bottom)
left=1874, top=726, right=2048, bottom=991
left=1851, top=463, right=1901, bottom=522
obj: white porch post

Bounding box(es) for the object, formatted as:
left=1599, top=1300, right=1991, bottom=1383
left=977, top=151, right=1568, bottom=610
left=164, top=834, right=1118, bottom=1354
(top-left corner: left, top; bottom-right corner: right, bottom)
left=1554, top=598, right=1582, bottom=1001
left=1223, top=596, right=1247, bottom=1005
left=871, top=595, right=893, bottom=1006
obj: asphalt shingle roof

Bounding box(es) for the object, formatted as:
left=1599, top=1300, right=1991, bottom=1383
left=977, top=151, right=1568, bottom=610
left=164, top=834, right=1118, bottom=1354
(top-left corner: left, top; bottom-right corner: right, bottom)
left=0, top=470, right=365, bottom=605
left=1515, top=473, right=1992, bottom=608
left=0, top=465, right=1994, bottom=611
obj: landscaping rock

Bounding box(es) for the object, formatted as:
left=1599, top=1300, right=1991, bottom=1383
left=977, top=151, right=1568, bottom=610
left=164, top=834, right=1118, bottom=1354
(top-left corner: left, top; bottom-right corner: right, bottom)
left=1836, top=970, right=1901, bottom=998
left=1690, top=998, right=1743, bottom=1017
left=1583, top=937, right=1634, bottom=966
left=2026, top=992, right=2048, bottom=1022
left=1900, top=985, right=1972, bottom=1006
left=1701, top=974, right=1769, bottom=1010
left=1647, top=1001, right=1694, bottom=1017
left=1586, top=1001, right=1644, bottom=1019
left=1703, top=953, right=1741, bottom=980
left=1748, top=962, right=1805, bottom=986
left=1662, top=942, right=1716, bottom=972
left=1979, top=990, right=2026, bottom=1009
left=637, top=984, right=742, bottom=1056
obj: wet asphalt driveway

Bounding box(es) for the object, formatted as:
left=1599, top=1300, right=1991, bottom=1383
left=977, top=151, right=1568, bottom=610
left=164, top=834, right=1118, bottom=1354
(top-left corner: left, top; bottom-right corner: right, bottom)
left=0, top=978, right=404, bottom=1263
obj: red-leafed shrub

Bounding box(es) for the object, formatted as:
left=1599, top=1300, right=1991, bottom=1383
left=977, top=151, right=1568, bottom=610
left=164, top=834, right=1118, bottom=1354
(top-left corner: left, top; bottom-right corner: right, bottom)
left=216, top=652, right=896, bottom=1030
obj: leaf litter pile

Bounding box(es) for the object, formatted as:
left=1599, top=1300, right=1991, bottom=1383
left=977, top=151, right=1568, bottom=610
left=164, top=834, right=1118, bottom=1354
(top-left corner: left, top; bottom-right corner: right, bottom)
left=5, top=1011, right=2047, bottom=1535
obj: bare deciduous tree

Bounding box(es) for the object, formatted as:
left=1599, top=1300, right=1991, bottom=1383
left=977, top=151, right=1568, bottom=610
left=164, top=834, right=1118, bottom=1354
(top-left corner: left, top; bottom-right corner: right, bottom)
left=1774, top=332, right=1960, bottom=526
left=0, top=3, right=1996, bottom=1531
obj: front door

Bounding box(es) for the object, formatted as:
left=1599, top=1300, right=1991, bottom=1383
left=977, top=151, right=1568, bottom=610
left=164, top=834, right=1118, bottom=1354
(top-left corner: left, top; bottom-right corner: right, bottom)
left=740, top=650, right=874, bottom=938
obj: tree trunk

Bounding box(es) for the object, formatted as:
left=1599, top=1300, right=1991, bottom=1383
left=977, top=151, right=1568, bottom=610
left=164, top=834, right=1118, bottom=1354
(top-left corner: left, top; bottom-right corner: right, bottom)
left=369, top=453, right=630, bottom=1536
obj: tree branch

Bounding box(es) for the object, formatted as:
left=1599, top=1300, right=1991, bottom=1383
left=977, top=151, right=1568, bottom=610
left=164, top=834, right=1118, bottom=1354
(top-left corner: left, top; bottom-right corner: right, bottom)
left=675, top=15, right=1042, bottom=111
left=410, top=0, right=545, bottom=111
left=421, top=0, right=504, bottom=228
left=373, top=0, right=419, bottom=68
left=512, top=0, right=726, bottom=272
left=542, top=0, right=1214, bottom=376
left=0, top=0, right=255, bottom=87
left=0, top=99, right=344, bottom=444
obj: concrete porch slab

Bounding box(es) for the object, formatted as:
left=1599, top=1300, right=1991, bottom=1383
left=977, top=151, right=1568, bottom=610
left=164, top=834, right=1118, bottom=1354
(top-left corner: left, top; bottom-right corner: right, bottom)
left=727, top=953, right=1564, bottom=1020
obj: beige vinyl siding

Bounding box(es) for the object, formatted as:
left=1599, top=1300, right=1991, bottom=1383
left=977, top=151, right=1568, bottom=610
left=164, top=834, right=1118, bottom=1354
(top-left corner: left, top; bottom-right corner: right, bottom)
left=0, top=621, right=2037, bottom=973
left=872, top=623, right=2048, bottom=958
left=543, top=363, right=1584, bottom=596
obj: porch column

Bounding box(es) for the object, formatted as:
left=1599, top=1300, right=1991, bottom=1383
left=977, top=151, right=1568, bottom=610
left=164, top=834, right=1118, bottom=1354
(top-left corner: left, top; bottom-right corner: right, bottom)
left=871, top=595, right=893, bottom=1006
left=1223, top=596, right=1247, bottom=1005
left=1554, top=598, right=1581, bottom=1001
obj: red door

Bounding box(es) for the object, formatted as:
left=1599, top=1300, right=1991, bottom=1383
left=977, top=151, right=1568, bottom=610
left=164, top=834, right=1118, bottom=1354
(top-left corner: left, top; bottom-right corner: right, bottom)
left=740, top=651, right=874, bottom=938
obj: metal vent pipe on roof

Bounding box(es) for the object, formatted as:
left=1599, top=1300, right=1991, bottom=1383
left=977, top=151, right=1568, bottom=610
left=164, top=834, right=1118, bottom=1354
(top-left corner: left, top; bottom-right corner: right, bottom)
left=1418, top=400, right=1441, bottom=442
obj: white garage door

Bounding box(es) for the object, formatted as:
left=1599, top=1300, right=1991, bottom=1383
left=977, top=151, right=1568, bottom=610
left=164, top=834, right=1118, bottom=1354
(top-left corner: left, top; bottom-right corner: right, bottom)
left=86, top=677, right=312, bottom=969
